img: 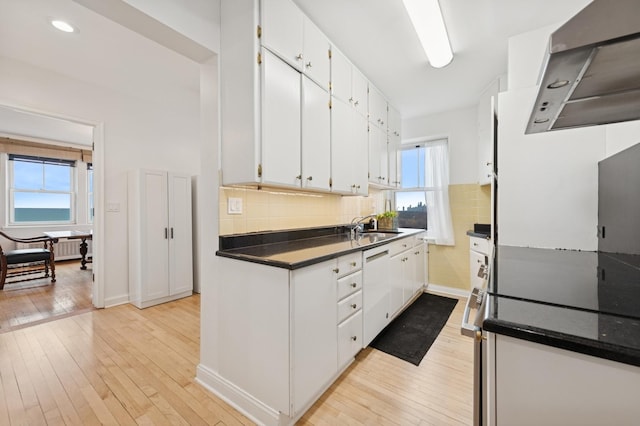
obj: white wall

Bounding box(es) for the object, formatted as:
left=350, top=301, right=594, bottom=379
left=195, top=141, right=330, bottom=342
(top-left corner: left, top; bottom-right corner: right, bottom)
left=0, top=55, right=200, bottom=306
left=499, top=23, right=640, bottom=251
left=402, top=106, right=478, bottom=185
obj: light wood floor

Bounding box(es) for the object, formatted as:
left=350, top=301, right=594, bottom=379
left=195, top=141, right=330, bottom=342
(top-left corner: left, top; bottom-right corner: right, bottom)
left=0, top=260, right=93, bottom=333
left=0, top=291, right=473, bottom=425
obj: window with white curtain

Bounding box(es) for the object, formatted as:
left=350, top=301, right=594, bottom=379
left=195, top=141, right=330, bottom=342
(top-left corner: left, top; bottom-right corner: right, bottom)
left=394, top=139, right=455, bottom=245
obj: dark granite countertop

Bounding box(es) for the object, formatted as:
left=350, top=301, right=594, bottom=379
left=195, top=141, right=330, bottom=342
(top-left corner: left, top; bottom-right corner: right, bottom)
left=466, top=230, right=491, bottom=239
left=484, top=245, right=640, bottom=367
left=216, top=226, right=424, bottom=270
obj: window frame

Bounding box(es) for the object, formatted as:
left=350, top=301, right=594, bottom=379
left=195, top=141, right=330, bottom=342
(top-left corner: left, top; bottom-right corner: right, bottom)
left=8, top=155, right=77, bottom=226
left=393, top=138, right=449, bottom=232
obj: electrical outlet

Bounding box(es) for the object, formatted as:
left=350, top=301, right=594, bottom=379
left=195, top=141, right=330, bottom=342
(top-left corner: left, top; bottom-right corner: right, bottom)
left=228, top=197, right=243, bottom=214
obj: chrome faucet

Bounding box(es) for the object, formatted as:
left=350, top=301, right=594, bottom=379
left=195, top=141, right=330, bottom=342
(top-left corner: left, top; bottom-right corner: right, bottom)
left=349, top=214, right=378, bottom=238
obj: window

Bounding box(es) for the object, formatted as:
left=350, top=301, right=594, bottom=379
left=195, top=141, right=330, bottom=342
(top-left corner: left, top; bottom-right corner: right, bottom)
left=394, top=139, right=455, bottom=245
left=87, top=163, right=94, bottom=223
left=9, top=154, right=75, bottom=224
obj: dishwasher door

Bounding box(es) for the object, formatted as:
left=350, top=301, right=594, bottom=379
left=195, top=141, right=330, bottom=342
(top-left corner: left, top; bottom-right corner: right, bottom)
left=362, top=245, right=390, bottom=346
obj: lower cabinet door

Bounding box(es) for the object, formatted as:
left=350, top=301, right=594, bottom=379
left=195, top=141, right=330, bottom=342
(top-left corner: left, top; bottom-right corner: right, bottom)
left=338, top=310, right=363, bottom=369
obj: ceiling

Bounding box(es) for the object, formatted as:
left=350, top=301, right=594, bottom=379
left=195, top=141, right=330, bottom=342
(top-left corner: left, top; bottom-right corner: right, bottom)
left=295, top=0, right=592, bottom=118
left=0, top=0, right=592, bottom=122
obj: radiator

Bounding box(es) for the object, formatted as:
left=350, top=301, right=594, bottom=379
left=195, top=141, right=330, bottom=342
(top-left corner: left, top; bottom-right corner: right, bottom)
left=16, top=240, right=93, bottom=261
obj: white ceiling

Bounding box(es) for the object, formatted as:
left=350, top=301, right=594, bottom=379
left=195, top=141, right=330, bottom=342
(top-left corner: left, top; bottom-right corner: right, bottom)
left=0, top=0, right=592, bottom=122
left=295, top=0, right=592, bottom=118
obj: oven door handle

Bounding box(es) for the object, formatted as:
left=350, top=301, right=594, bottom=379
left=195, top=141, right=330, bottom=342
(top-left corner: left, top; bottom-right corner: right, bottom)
left=461, top=287, right=481, bottom=338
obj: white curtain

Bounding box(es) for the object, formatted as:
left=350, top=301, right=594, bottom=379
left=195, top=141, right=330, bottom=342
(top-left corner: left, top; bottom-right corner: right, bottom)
left=424, top=140, right=455, bottom=245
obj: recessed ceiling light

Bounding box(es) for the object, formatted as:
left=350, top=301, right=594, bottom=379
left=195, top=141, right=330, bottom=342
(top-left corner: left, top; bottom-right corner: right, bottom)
left=51, top=20, right=75, bottom=33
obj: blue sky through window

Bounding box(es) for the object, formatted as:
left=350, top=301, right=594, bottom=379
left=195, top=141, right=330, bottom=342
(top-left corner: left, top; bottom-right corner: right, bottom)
left=13, top=160, right=72, bottom=209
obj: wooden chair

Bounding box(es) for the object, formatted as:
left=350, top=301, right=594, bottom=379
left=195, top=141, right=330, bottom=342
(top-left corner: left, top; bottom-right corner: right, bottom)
left=0, top=231, right=58, bottom=290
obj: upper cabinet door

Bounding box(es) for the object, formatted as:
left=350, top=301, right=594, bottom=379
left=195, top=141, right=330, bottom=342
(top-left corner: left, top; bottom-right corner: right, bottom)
left=262, top=0, right=304, bottom=71
left=330, top=48, right=351, bottom=104
left=302, top=77, right=331, bottom=191
left=351, top=68, right=368, bottom=117
left=261, top=49, right=302, bottom=187
left=369, top=85, right=387, bottom=128
left=303, top=17, right=330, bottom=91
left=330, top=97, right=354, bottom=194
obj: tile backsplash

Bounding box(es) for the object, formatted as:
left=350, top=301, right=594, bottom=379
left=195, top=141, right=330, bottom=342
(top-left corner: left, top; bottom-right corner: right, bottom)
left=219, top=187, right=388, bottom=235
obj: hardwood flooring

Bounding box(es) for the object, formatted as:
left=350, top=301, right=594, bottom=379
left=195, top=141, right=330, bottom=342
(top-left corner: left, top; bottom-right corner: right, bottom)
left=0, top=260, right=94, bottom=333
left=0, top=290, right=473, bottom=425
left=301, top=295, right=474, bottom=425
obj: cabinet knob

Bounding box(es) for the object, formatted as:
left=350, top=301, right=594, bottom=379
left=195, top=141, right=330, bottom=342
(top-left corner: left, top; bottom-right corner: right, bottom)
left=296, top=53, right=303, bottom=61
left=415, top=251, right=420, bottom=255
left=350, top=261, right=356, bottom=267
left=351, top=282, right=357, bottom=288
left=351, top=303, right=357, bottom=309
left=349, top=97, right=354, bottom=103
left=381, top=121, right=384, bottom=125
left=351, top=184, right=357, bottom=188
left=354, top=100, right=359, bottom=106
left=403, top=244, right=407, bottom=248
left=306, top=176, right=313, bottom=181
left=486, top=162, right=493, bottom=166
left=356, top=185, right=361, bottom=189
left=473, top=243, right=478, bottom=247
left=351, top=336, right=357, bottom=341
left=333, top=268, right=340, bottom=274
left=306, top=61, right=312, bottom=68
left=296, top=175, right=302, bottom=180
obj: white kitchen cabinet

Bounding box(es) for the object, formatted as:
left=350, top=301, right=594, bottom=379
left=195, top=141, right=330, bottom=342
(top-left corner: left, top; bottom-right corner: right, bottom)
left=302, top=18, right=330, bottom=90
left=291, top=260, right=337, bottom=414
left=387, top=106, right=402, bottom=188
left=330, top=97, right=368, bottom=195
left=415, top=236, right=428, bottom=291
left=389, top=250, right=409, bottom=314
left=261, top=48, right=302, bottom=187
left=128, top=170, right=193, bottom=309
left=368, top=84, right=387, bottom=129
left=261, top=0, right=330, bottom=90
left=261, top=0, right=303, bottom=70
left=330, top=47, right=368, bottom=117
left=477, top=78, right=499, bottom=185
left=369, top=124, right=388, bottom=185
left=469, top=235, right=490, bottom=290
left=302, top=76, right=331, bottom=191
left=492, top=334, right=640, bottom=426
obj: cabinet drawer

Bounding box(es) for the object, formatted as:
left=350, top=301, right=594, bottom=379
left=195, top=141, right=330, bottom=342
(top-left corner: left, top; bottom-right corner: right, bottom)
left=337, top=290, right=362, bottom=324
left=338, top=310, right=363, bottom=368
left=337, top=270, right=362, bottom=301
left=336, top=252, right=362, bottom=277
left=469, top=236, right=490, bottom=255
left=389, top=238, right=412, bottom=257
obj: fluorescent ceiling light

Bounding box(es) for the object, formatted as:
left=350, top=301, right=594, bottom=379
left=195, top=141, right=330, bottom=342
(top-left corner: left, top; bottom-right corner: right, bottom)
left=51, top=20, right=75, bottom=33
left=402, top=0, right=453, bottom=68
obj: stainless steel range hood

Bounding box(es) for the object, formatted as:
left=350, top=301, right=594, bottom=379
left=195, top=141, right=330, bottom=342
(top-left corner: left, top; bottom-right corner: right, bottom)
left=526, top=0, right=640, bottom=134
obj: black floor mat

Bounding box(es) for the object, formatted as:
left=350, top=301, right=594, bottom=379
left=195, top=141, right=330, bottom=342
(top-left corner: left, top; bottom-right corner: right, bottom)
left=370, top=293, right=458, bottom=366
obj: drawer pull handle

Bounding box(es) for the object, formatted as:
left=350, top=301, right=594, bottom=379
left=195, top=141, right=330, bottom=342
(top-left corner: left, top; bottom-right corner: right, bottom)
left=473, top=243, right=478, bottom=247
left=350, top=261, right=357, bottom=267
left=403, top=244, right=407, bottom=248
left=333, top=268, right=340, bottom=274
left=351, top=283, right=357, bottom=288
left=351, top=336, right=357, bottom=341
left=351, top=303, right=357, bottom=309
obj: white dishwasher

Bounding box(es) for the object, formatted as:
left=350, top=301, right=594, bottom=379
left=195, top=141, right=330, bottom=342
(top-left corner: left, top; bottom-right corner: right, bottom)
left=362, top=245, right=391, bottom=347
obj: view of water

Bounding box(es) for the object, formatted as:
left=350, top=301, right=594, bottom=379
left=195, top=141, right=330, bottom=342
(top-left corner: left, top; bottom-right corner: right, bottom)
left=15, top=208, right=71, bottom=222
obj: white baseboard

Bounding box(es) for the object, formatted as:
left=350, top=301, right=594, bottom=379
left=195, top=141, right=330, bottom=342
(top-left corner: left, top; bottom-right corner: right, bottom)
left=425, top=283, right=469, bottom=299
left=196, top=364, right=287, bottom=426
left=104, top=294, right=130, bottom=308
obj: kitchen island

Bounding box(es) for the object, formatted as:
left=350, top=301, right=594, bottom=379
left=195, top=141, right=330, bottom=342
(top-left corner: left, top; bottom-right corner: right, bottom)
left=198, top=226, right=427, bottom=426
left=483, top=245, right=640, bottom=425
